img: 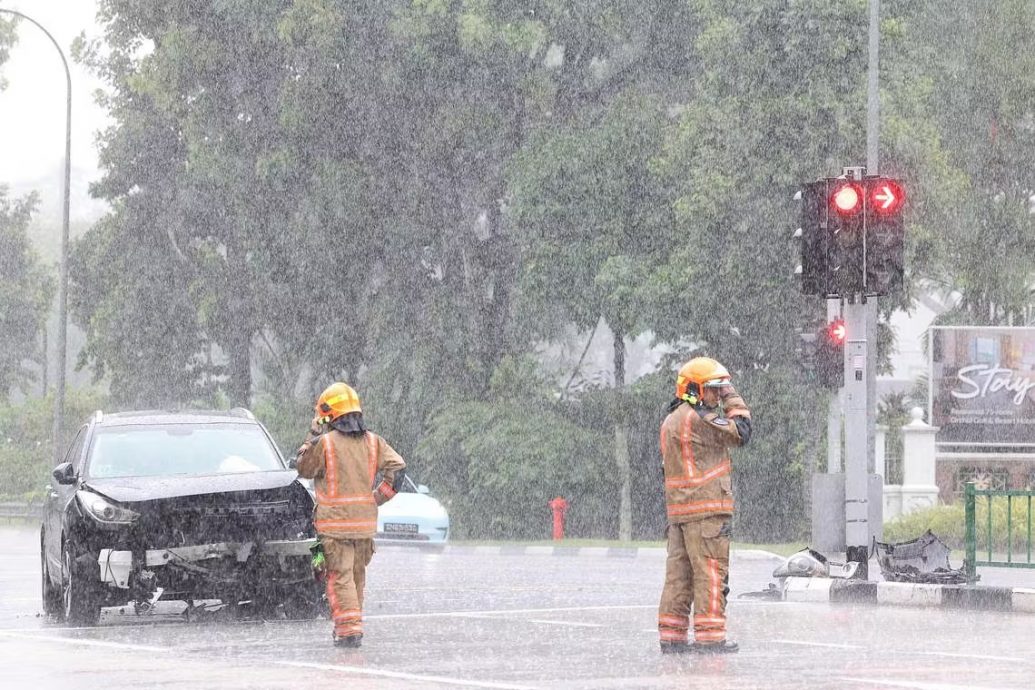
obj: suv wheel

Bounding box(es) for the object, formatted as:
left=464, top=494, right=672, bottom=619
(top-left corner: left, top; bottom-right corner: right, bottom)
left=282, top=580, right=327, bottom=620
left=40, top=537, right=62, bottom=616
left=62, top=542, right=101, bottom=626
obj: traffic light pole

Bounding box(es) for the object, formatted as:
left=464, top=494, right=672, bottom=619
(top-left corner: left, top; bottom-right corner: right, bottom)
left=843, top=299, right=870, bottom=576
left=839, top=0, right=883, bottom=578
left=826, top=299, right=842, bottom=473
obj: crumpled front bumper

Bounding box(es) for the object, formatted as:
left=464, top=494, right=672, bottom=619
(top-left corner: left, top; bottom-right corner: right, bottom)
left=97, top=538, right=317, bottom=589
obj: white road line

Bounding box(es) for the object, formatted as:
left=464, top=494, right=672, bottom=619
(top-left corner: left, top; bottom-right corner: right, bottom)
left=525, top=619, right=604, bottom=628
left=0, top=630, right=171, bottom=653
left=366, top=604, right=654, bottom=620
left=773, top=639, right=863, bottom=650
left=838, top=677, right=1012, bottom=690
left=273, top=660, right=540, bottom=689
left=0, top=629, right=540, bottom=690
left=916, top=651, right=1030, bottom=664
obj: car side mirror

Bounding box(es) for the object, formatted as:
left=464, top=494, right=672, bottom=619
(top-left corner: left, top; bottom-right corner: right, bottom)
left=417, top=484, right=430, bottom=495
left=52, top=462, right=76, bottom=485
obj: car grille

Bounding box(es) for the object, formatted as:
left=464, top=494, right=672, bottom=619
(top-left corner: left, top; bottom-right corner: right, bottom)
left=139, top=499, right=310, bottom=547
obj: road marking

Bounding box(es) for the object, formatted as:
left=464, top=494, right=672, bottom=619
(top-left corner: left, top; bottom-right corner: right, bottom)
left=0, top=630, right=170, bottom=653
left=773, top=639, right=863, bottom=649
left=273, top=660, right=539, bottom=689
left=525, top=619, right=604, bottom=628
left=839, top=678, right=1012, bottom=690
left=916, top=651, right=1030, bottom=664
left=0, top=630, right=539, bottom=689
left=366, top=604, right=654, bottom=620
left=450, top=613, right=605, bottom=629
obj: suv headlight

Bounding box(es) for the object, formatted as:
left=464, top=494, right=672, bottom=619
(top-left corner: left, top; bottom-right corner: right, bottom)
left=77, top=490, right=140, bottom=524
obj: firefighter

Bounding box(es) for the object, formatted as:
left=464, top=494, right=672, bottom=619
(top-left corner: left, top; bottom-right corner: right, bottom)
left=294, top=382, right=406, bottom=648
left=657, top=357, right=751, bottom=655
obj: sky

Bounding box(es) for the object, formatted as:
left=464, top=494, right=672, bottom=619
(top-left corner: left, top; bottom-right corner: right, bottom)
left=0, top=0, right=110, bottom=223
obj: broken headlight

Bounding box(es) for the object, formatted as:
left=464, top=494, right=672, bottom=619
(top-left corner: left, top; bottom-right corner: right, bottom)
left=77, top=490, right=140, bottom=525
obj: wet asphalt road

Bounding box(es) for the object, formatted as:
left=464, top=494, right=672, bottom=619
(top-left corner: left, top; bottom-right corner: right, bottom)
left=2, top=526, right=1033, bottom=690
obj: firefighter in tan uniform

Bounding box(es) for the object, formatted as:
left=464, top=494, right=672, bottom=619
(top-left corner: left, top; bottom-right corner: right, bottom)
left=657, top=357, right=751, bottom=655
left=295, top=382, right=405, bottom=648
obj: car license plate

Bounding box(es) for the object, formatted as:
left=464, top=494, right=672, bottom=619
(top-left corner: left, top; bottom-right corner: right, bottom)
left=383, top=522, right=418, bottom=534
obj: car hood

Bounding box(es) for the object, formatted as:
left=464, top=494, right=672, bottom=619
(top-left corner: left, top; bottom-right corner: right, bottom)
left=378, top=492, right=448, bottom=520
left=84, top=470, right=301, bottom=503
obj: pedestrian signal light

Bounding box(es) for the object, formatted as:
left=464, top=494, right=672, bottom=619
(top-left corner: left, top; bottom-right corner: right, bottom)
left=831, top=183, right=863, bottom=216
left=828, top=319, right=846, bottom=344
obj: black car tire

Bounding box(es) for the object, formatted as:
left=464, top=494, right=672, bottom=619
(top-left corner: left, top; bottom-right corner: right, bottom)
left=40, top=535, right=62, bottom=616
left=62, top=542, right=102, bottom=626
left=283, top=579, right=328, bottom=620
left=253, top=581, right=326, bottom=620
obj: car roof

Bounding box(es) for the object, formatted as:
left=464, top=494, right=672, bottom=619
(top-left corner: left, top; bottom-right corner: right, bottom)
left=92, top=409, right=260, bottom=428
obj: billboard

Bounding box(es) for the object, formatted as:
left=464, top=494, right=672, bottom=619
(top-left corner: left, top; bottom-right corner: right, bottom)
left=930, top=327, right=1035, bottom=446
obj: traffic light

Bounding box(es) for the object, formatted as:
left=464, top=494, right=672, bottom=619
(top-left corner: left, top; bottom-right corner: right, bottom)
left=816, top=318, right=846, bottom=388
left=797, top=174, right=906, bottom=298
left=864, top=177, right=905, bottom=296
left=825, top=180, right=866, bottom=296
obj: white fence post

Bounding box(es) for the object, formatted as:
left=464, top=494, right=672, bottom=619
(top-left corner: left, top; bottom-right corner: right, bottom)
left=898, top=407, right=940, bottom=514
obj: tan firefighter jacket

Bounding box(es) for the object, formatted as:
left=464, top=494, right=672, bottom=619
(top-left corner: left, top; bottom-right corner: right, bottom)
left=296, top=429, right=405, bottom=539
left=660, top=393, right=750, bottom=524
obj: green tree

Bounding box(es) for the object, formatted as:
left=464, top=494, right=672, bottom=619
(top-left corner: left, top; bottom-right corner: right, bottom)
left=508, top=92, right=674, bottom=539
left=0, top=190, right=55, bottom=396
left=896, top=0, right=1035, bottom=325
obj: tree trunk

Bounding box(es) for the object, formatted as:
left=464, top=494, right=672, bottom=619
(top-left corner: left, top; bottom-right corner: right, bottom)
left=613, top=328, right=632, bottom=541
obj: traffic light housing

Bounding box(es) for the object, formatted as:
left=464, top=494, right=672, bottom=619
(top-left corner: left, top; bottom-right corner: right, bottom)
left=816, top=318, right=846, bottom=389
left=864, top=177, right=905, bottom=296
left=825, top=180, right=866, bottom=296
left=797, top=174, right=905, bottom=298
left=798, top=181, right=825, bottom=296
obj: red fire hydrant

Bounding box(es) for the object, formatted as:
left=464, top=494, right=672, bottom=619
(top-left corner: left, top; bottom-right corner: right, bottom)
left=549, top=496, right=569, bottom=541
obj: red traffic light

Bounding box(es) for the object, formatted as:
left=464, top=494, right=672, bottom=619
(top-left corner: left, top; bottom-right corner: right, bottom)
left=869, top=179, right=904, bottom=215
left=831, top=183, right=863, bottom=216
left=827, top=319, right=846, bottom=344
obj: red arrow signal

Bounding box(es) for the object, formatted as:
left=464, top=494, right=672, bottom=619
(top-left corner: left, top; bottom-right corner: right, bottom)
left=869, top=179, right=904, bottom=215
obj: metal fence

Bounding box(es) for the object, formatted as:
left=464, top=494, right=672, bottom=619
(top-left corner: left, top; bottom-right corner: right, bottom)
left=964, top=482, right=1035, bottom=584
left=0, top=502, right=42, bottom=522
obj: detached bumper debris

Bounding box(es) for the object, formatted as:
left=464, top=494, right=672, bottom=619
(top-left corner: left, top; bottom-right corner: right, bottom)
left=874, top=530, right=969, bottom=584
left=771, top=548, right=860, bottom=580
left=739, top=547, right=860, bottom=600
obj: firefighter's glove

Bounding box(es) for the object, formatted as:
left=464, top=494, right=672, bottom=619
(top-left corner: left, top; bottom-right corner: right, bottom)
left=310, top=542, right=327, bottom=581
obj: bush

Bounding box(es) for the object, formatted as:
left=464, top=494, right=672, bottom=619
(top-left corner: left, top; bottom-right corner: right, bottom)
left=884, top=498, right=1035, bottom=552
left=0, top=389, right=108, bottom=502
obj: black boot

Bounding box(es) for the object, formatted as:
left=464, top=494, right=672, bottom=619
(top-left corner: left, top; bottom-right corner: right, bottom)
left=334, top=633, right=363, bottom=648
left=660, top=640, right=693, bottom=654
left=690, top=640, right=739, bottom=654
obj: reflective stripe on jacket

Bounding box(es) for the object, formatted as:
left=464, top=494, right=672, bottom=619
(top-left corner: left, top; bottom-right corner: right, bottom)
left=660, top=396, right=749, bottom=524
left=296, top=429, right=406, bottom=539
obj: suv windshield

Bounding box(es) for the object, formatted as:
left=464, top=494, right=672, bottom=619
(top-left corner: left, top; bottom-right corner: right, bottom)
left=87, top=423, right=284, bottom=478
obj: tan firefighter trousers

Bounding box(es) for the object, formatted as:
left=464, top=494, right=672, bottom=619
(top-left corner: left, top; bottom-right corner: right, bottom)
left=657, top=516, right=731, bottom=645
left=322, top=537, right=375, bottom=639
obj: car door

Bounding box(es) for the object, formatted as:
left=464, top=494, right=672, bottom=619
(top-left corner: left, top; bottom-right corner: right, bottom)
left=44, top=426, right=87, bottom=574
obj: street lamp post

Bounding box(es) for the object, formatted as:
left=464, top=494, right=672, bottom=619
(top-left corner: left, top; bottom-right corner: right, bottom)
left=0, top=7, right=72, bottom=462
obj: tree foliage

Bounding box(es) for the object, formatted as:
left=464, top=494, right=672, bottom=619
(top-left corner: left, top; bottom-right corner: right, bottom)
left=0, top=190, right=55, bottom=396
left=53, top=0, right=1035, bottom=541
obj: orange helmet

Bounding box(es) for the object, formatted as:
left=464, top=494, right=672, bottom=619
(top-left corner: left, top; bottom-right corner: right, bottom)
left=675, top=357, right=731, bottom=401
left=315, top=382, right=362, bottom=423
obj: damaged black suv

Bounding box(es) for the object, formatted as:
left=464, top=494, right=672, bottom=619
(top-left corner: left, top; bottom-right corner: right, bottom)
left=41, top=409, right=323, bottom=625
